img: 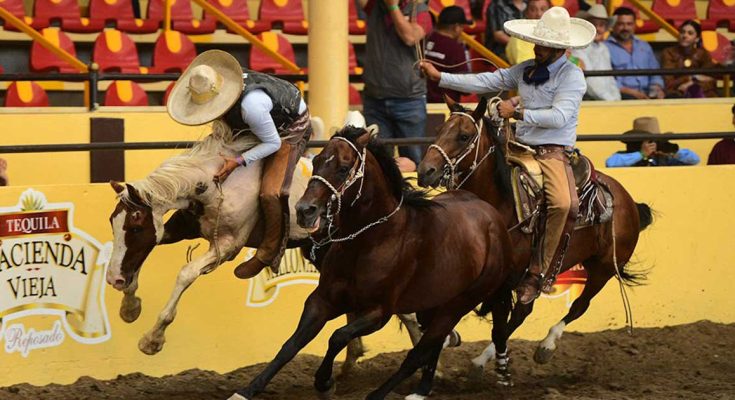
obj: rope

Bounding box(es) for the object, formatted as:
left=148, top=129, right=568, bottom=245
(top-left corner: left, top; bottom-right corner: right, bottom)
left=212, top=181, right=225, bottom=269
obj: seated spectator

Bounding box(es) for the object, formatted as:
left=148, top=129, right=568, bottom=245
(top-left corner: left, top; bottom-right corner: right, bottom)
left=606, top=116, right=700, bottom=167
left=708, top=103, right=735, bottom=164
left=605, top=7, right=665, bottom=100
left=485, top=0, right=525, bottom=61
left=572, top=5, right=621, bottom=101
left=661, top=20, right=717, bottom=98
left=0, top=158, right=8, bottom=186
left=425, top=6, right=471, bottom=103
left=506, top=0, right=550, bottom=65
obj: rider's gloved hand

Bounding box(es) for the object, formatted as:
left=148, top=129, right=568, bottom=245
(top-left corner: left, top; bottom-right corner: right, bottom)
left=214, top=155, right=242, bottom=184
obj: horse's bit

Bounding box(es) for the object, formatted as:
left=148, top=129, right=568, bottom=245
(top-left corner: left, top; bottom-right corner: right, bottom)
left=307, top=136, right=403, bottom=260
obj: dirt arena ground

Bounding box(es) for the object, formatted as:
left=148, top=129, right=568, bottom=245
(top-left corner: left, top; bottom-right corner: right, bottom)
left=1, top=321, right=733, bottom=400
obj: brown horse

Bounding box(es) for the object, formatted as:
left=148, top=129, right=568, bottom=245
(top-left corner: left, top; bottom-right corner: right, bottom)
left=417, top=97, right=651, bottom=378
left=229, top=126, right=518, bottom=400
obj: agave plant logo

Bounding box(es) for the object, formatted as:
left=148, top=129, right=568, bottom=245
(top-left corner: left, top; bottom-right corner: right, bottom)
left=0, top=189, right=112, bottom=357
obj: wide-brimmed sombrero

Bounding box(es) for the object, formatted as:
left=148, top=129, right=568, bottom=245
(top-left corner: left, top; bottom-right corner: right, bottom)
left=167, top=50, right=244, bottom=126
left=504, top=6, right=595, bottom=49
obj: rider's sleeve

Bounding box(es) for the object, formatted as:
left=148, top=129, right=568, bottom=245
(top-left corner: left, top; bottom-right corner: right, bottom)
left=523, top=68, right=586, bottom=129
left=605, top=152, right=643, bottom=167
left=438, top=62, right=523, bottom=94
left=239, top=89, right=282, bottom=166
left=675, top=149, right=700, bottom=165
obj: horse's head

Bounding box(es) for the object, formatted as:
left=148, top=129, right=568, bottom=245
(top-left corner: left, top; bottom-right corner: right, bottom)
left=107, top=181, right=161, bottom=291
left=417, top=95, right=490, bottom=188
left=295, top=126, right=372, bottom=233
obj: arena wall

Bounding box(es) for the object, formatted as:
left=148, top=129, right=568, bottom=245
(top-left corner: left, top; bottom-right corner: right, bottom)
left=0, top=98, right=731, bottom=186
left=0, top=165, right=732, bottom=387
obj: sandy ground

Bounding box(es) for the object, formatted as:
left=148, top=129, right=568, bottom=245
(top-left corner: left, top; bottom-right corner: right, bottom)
left=1, top=321, right=733, bottom=400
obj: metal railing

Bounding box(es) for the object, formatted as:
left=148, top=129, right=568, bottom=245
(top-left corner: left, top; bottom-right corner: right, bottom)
left=1, top=132, right=734, bottom=154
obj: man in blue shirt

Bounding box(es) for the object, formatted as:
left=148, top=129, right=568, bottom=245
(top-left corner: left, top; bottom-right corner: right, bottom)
left=605, top=7, right=665, bottom=100
left=421, top=7, right=595, bottom=303
left=606, top=116, right=700, bottom=167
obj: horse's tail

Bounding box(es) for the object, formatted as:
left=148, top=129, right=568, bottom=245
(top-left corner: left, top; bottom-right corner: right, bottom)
left=636, top=202, right=653, bottom=231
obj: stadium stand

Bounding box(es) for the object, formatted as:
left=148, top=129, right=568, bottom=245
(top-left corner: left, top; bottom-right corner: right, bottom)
left=258, top=0, right=308, bottom=34
left=33, top=0, right=104, bottom=33
left=703, top=0, right=735, bottom=31
left=652, top=0, right=697, bottom=27
left=150, top=31, right=197, bottom=73
left=203, top=0, right=271, bottom=34
left=93, top=29, right=147, bottom=73
left=30, top=28, right=79, bottom=73
left=249, top=31, right=299, bottom=73
left=104, top=80, right=149, bottom=106
left=609, top=0, right=661, bottom=33
left=146, top=0, right=216, bottom=34
left=5, top=81, right=49, bottom=107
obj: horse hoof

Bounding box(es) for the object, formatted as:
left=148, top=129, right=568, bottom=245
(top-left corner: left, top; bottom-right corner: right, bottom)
left=405, top=393, right=427, bottom=400
left=467, top=361, right=484, bottom=381
left=534, top=345, right=555, bottom=364
left=138, top=335, right=164, bottom=355
left=227, top=393, right=250, bottom=400
left=496, top=377, right=514, bottom=387
left=119, top=297, right=142, bottom=323
left=315, top=381, right=336, bottom=400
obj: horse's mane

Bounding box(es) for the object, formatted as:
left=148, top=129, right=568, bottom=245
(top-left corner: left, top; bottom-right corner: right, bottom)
left=121, top=120, right=260, bottom=207
left=334, top=126, right=434, bottom=209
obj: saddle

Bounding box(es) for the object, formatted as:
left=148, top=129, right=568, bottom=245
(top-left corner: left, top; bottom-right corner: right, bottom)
left=506, top=142, right=613, bottom=234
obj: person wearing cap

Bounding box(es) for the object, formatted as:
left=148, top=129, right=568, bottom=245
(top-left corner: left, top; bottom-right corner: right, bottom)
left=167, top=50, right=312, bottom=280
left=605, top=116, right=700, bottom=167
left=421, top=7, right=595, bottom=304
left=424, top=6, right=472, bottom=103
left=571, top=4, right=621, bottom=101
left=506, top=0, right=551, bottom=65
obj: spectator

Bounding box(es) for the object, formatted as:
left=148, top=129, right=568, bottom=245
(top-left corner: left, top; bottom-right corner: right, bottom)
left=425, top=6, right=472, bottom=103
left=506, top=0, right=550, bottom=65
left=605, top=7, right=665, bottom=100
left=606, top=116, right=700, bottom=167
left=707, top=104, right=735, bottom=164
left=0, top=158, right=8, bottom=186
left=485, top=0, right=525, bottom=61
left=661, top=20, right=717, bottom=98
left=572, top=4, right=621, bottom=100
left=362, top=0, right=432, bottom=167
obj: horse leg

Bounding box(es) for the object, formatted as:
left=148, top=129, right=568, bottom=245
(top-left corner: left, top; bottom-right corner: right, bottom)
left=405, top=343, right=443, bottom=400
left=119, top=270, right=142, bottom=323
left=342, top=313, right=367, bottom=376
left=534, top=263, right=613, bottom=364
left=230, top=292, right=337, bottom=400
left=314, top=309, right=390, bottom=398
left=138, top=245, right=229, bottom=355
left=398, top=313, right=423, bottom=346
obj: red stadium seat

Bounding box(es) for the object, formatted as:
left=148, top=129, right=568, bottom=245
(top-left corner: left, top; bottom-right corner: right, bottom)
left=33, top=0, right=104, bottom=32
left=88, top=0, right=134, bottom=26
left=104, top=81, right=149, bottom=106
left=146, top=0, right=216, bottom=34
left=703, top=0, right=735, bottom=31
left=30, top=28, right=79, bottom=73
left=150, top=31, right=197, bottom=72
left=349, top=84, right=362, bottom=105
left=5, top=82, right=49, bottom=107
left=249, top=31, right=299, bottom=73
left=0, top=0, right=47, bottom=30
left=203, top=0, right=271, bottom=33
left=93, top=29, right=146, bottom=73
left=163, top=81, right=176, bottom=105
left=429, top=0, right=484, bottom=33
left=651, top=0, right=697, bottom=27
left=258, top=0, right=308, bottom=34
left=611, top=0, right=660, bottom=33
left=348, top=0, right=366, bottom=34
left=702, top=30, right=731, bottom=64
left=348, top=42, right=363, bottom=74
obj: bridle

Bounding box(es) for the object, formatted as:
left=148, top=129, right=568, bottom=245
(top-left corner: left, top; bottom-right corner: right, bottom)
left=306, top=136, right=403, bottom=259
left=427, top=110, right=498, bottom=190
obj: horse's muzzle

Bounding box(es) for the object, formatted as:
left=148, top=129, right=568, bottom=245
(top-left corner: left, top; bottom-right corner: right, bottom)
left=296, top=201, right=321, bottom=233
left=417, top=163, right=441, bottom=188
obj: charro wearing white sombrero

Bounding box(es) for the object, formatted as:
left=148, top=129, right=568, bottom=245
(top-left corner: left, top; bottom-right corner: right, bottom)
left=421, top=6, right=594, bottom=304
left=167, top=49, right=312, bottom=279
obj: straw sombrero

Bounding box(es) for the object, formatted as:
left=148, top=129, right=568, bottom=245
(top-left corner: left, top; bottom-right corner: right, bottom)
left=167, top=50, right=244, bottom=126
left=504, top=6, right=595, bottom=50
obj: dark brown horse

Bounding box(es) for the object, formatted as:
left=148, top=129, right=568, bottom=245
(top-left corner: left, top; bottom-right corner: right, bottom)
left=229, top=126, right=518, bottom=400
left=417, top=97, right=651, bottom=377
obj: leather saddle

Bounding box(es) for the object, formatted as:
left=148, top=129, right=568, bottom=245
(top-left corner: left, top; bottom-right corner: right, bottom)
left=506, top=143, right=613, bottom=234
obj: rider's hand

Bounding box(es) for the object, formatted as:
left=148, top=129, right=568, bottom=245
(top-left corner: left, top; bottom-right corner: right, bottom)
left=419, top=61, right=441, bottom=82
left=214, top=155, right=241, bottom=184
left=497, top=100, right=516, bottom=119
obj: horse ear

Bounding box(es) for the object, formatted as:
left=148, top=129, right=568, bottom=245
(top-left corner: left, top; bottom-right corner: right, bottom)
left=355, top=129, right=372, bottom=148
left=472, top=96, right=488, bottom=122
left=110, top=180, right=125, bottom=194
left=125, top=184, right=144, bottom=205
left=443, top=93, right=458, bottom=112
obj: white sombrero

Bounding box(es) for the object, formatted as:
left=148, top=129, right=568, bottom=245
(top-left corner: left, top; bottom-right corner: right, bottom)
left=167, top=49, right=244, bottom=126
left=504, top=6, right=595, bottom=49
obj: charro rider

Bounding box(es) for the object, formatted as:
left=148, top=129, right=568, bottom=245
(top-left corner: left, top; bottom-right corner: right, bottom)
left=421, top=7, right=595, bottom=304
left=167, top=50, right=312, bottom=279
